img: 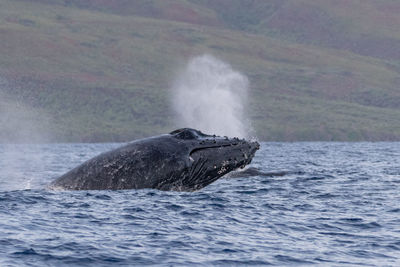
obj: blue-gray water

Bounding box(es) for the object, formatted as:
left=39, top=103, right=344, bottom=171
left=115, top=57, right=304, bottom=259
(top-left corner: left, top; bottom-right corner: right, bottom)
left=0, top=142, right=399, bottom=266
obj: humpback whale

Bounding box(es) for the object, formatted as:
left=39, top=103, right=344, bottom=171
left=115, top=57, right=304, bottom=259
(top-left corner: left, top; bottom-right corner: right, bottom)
left=49, top=128, right=259, bottom=191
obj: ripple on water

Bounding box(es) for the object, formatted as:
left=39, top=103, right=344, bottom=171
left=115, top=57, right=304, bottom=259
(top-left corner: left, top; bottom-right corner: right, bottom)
left=0, top=142, right=399, bottom=266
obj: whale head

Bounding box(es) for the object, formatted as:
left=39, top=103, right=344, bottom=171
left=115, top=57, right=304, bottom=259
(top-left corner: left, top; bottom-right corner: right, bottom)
left=49, top=128, right=259, bottom=191
left=161, top=128, right=260, bottom=191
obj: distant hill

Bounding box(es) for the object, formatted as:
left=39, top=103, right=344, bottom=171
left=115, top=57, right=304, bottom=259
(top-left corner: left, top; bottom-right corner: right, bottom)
left=0, top=0, right=399, bottom=142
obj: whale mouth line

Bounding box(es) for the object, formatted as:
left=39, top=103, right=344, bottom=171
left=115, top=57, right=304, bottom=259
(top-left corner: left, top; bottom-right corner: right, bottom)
left=189, top=143, right=239, bottom=156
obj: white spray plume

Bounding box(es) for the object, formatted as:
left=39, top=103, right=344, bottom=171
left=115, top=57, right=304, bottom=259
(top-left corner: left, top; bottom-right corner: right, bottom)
left=172, top=54, right=252, bottom=138
left=0, top=76, right=52, bottom=191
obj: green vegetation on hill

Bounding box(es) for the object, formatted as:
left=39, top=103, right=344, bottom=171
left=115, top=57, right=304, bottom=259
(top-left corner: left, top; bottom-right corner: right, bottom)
left=0, top=0, right=399, bottom=142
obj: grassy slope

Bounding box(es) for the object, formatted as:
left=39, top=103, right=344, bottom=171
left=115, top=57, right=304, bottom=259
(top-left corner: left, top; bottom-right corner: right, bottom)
left=0, top=0, right=399, bottom=141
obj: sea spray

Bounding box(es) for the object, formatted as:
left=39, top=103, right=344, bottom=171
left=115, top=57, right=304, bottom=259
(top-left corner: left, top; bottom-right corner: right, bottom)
left=0, top=76, right=51, bottom=191
left=171, top=54, right=252, bottom=138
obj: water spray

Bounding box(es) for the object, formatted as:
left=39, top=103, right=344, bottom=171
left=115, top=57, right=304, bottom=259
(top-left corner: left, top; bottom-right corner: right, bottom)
left=171, top=54, right=252, bottom=138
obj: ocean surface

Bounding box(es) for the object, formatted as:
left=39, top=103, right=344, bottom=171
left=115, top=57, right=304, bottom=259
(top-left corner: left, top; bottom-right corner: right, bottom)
left=0, top=142, right=399, bottom=266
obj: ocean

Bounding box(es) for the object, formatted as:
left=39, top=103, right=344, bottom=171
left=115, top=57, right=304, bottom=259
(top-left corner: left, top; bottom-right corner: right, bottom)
left=0, top=142, right=399, bottom=266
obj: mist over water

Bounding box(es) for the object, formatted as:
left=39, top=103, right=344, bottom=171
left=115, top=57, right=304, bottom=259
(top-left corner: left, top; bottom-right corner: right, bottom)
left=0, top=77, right=51, bottom=143
left=0, top=76, right=51, bottom=191
left=172, top=54, right=252, bottom=138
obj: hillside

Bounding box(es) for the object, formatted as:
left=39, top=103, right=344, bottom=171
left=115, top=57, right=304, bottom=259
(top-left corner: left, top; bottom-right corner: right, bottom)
left=0, top=0, right=399, bottom=142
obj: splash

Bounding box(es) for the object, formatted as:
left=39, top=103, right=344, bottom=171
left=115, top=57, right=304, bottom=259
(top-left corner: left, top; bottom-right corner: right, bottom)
left=171, top=54, right=252, bottom=138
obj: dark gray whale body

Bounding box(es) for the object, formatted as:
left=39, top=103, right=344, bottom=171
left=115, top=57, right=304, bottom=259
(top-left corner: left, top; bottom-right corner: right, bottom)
left=49, top=128, right=260, bottom=191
